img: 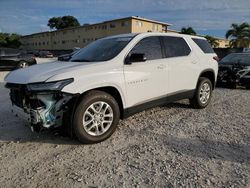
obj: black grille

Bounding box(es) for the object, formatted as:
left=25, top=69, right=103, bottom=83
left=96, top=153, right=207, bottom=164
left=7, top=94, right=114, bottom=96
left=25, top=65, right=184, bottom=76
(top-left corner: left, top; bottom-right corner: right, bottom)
left=6, top=83, right=26, bottom=108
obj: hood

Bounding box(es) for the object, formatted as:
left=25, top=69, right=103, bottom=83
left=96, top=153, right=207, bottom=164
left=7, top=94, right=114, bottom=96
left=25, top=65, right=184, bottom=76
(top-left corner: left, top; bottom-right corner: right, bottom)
left=4, top=61, right=93, bottom=84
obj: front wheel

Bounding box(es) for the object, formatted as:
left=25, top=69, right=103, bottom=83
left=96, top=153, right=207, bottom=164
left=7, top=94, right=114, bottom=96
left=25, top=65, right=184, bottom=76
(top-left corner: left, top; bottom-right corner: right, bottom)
left=73, top=90, right=120, bottom=144
left=190, top=77, right=213, bottom=109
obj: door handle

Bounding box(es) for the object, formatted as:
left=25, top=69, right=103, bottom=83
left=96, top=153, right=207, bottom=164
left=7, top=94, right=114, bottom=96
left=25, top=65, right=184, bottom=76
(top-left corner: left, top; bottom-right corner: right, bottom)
left=157, top=64, right=165, bottom=69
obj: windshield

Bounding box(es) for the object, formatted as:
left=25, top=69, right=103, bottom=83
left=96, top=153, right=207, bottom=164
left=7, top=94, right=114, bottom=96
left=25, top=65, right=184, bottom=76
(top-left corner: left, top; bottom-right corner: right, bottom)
left=70, top=36, right=133, bottom=62
left=220, top=53, right=250, bottom=65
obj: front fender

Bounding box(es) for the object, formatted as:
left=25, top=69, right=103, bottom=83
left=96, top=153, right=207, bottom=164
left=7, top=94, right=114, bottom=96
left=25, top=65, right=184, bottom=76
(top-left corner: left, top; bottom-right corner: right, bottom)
left=60, top=73, right=127, bottom=108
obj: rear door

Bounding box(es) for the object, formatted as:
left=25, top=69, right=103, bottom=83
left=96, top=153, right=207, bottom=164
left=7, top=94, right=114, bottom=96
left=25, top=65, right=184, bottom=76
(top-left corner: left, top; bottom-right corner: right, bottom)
left=124, top=36, right=168, bottom=107
left=160, top=36, right=199, bottom=94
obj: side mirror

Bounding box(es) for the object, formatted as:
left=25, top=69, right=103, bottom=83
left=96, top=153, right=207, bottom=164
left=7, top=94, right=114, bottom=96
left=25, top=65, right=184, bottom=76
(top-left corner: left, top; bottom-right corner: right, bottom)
left=125, top=53, right=147, bottom=64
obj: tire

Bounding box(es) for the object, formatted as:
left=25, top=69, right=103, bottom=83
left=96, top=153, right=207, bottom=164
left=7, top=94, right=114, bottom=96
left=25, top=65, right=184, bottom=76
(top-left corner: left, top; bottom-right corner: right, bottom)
left=19, top=61, right=29, bottom=68
left=190, top=77, right=213, bottom=109
left=73, top=90, right=120, bottom=144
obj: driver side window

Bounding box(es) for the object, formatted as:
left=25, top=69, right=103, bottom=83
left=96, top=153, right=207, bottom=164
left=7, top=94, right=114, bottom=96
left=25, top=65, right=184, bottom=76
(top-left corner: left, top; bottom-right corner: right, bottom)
left=129, top=36, right=163, bottom=61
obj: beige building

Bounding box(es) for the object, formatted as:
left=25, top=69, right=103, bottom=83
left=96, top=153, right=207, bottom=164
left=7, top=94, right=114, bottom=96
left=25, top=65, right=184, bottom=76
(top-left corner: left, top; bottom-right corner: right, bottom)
left=20, top=16, right=230, bottom=50
left=216, top=38, right=230, bottom=48
left=20, top=16, right=172, bottom=50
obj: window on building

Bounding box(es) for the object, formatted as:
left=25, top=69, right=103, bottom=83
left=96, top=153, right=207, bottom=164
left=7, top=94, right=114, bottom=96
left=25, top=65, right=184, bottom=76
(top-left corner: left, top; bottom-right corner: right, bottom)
left=110, top=23, right=116, bottom=28
left=162, top=36, right=191, bottom=58
left=121, top=21, right=129, bottom=27
left=62, top=40, right=66, bottom=44
left=129, top=36, right=163, bottom=61
left=152, top=24, right=159, bottom=31
left=102, top=25, right=107, bottom=30
left=42, top=42, right=45, bottom=45
left=136, top=21, right=143, bottom=27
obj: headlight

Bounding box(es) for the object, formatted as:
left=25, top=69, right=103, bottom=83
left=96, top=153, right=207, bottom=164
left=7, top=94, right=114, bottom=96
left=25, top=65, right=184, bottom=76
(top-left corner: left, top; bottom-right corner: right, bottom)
left=27, top=78, right=74, bottom=91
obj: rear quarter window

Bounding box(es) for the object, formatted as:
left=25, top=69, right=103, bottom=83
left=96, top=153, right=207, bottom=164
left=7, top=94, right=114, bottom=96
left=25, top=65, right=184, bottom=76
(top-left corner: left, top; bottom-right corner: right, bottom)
left=192, top=38, right=214, bottom=53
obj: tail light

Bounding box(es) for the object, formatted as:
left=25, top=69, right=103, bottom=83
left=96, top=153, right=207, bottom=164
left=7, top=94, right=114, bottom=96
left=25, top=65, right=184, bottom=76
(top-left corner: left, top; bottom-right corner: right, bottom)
left=213, top=56, right=220, bottom=62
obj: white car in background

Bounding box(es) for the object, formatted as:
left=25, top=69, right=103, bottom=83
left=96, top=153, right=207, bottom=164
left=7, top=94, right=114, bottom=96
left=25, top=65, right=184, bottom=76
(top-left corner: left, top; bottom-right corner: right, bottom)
left=4, top=32, right=218, bottom=143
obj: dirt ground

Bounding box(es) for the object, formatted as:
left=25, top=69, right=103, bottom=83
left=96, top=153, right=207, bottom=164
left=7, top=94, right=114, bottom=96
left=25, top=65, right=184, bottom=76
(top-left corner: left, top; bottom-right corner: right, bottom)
left=0, top=59, right=249, bottom=187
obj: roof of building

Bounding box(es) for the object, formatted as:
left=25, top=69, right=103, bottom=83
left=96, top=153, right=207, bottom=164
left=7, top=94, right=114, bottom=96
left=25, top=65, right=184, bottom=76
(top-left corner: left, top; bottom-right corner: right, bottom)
left=107, top=16, right=172, bottom=26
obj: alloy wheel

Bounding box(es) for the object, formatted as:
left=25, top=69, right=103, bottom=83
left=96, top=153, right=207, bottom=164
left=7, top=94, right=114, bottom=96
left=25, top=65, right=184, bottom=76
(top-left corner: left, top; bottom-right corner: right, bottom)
left=199, top=82, right=211, bottom=104
left=82, top=101, right=113, bottom=136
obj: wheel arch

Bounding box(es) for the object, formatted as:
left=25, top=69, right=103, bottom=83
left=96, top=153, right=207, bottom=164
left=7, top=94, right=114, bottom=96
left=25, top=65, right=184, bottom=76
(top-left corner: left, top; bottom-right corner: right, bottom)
left=79, top=86, right=125, bottom=119
left=198, top=69, right=216, bottom=89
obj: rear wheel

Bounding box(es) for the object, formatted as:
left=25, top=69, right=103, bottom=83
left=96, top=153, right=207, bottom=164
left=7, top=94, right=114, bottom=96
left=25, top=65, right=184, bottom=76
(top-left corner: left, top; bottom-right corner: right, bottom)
left=190, top=77, right=213, bottom=109
left=73, top=90, right=120, bottom=144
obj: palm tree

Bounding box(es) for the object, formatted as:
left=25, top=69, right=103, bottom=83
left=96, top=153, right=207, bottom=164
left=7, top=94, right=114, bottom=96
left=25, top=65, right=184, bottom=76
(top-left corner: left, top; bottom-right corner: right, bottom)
left=204, top=35, right=219, bottom=48
left=180, top=27, right=196, bottom=35
left=226, top=23, right=250, bottom=48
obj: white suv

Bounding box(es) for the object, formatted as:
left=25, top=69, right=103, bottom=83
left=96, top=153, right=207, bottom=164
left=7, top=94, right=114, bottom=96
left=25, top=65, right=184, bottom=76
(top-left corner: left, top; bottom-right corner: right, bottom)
left=5, top=33, right=218, bottom=143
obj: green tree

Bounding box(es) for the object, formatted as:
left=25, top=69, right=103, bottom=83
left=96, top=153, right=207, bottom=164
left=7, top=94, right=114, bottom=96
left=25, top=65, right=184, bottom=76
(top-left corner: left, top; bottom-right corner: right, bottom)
left=47, top=16, right=80, bottom=30
left=180, top=27, right=196, bottom=35
left=204, top=35, right=219, bottom=48
left=0, top=33, right=21, bottom=48
left=225, top=22, right=250, bottom=48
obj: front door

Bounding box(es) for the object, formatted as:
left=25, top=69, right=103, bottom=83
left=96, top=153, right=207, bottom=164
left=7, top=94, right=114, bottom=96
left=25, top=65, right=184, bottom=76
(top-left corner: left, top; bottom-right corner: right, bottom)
left=124, top=36, right=168, bottom=108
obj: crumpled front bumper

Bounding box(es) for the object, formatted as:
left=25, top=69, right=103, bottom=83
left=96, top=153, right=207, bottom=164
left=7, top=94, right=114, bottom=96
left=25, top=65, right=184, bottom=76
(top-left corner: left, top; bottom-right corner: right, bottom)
left=6, top=83, right=75, bottom=131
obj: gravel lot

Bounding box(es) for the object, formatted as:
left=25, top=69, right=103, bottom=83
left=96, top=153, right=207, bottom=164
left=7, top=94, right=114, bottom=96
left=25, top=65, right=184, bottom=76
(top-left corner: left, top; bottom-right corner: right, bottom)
left=0, top=58, right=249, bottom=187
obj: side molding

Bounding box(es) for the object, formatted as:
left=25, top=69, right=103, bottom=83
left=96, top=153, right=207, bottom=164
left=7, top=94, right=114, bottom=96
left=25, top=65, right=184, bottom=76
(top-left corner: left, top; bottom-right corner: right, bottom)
left=123, top=89, right=195, bottom=118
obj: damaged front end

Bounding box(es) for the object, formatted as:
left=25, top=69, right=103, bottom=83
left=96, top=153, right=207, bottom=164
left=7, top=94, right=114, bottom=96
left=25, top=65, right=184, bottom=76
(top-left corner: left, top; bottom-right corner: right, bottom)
left=5, top=79, right=75, bottom=132
left=217, top=64, right=250, bottom=88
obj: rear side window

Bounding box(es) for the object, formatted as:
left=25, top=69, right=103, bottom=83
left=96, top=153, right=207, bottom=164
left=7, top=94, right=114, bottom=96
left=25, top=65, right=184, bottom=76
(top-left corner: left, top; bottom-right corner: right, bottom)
left=162, top=36, right=191, bottom=58
left=192, top=38, right=214, bottom=53
left=130, top=36, right=163, bottom=60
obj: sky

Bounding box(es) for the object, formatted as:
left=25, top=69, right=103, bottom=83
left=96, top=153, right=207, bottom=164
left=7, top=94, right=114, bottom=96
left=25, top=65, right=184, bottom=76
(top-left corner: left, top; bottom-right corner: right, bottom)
left=0, top=0, right=249, bottom=38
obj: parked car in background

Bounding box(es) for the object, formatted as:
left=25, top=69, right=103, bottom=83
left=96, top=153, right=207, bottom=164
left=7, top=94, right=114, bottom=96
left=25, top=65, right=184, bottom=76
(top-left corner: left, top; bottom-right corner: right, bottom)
left=217, top=53, right=250, bottom=89
left=0, top=48, right=37, bottom=70
left=26, top=50, right=40, bottom=57
left=58, top=48, right=80, bottom=61
left=39, top=51, right=54, bottom=58
left=4, top=33, right=218, bottom=143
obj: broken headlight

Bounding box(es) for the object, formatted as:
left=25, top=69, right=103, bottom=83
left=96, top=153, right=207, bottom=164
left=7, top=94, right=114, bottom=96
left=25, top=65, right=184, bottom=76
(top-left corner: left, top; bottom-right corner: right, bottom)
left=27, top=78, right=74, bottom=91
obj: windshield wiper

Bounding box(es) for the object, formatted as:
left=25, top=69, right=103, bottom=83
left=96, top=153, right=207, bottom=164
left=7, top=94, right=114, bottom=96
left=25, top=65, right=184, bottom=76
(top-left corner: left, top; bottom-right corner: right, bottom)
left=71, top=59, right=91, bottom=62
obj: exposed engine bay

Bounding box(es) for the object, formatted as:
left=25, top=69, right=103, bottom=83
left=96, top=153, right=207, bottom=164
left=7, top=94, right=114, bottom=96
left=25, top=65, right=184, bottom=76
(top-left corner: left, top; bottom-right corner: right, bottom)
left=6, top=83, right=74, bottom=132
